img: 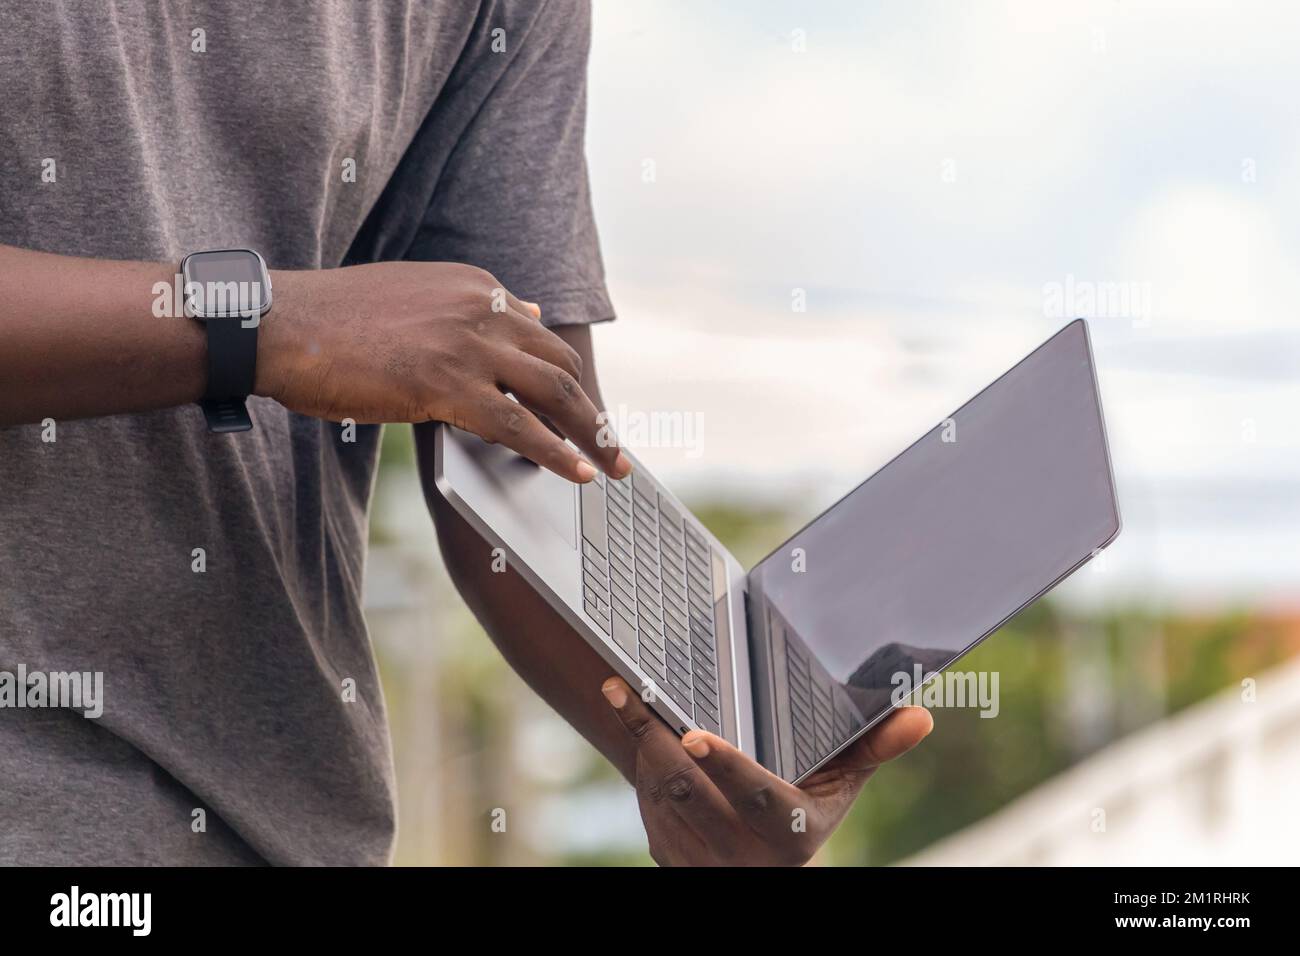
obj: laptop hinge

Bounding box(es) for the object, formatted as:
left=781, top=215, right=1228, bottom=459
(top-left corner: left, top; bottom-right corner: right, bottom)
left=742, top=579, right=782, bottom=776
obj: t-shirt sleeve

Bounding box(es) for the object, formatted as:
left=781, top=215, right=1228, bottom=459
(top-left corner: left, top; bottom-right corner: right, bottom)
left=404, top=0, right=613, bottom=328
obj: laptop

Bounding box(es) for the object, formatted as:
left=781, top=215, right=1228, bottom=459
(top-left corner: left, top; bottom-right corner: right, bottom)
left=429, top=318, right=1121, bottom=783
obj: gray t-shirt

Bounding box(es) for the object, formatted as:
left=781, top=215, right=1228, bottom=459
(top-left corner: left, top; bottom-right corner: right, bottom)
left=0, top=0, right=612, bottom=865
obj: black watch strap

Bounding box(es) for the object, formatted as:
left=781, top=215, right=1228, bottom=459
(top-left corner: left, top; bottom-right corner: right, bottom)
left=199, top=396, right=253, bottom=433
left=201, top=318, right=257, bottom=433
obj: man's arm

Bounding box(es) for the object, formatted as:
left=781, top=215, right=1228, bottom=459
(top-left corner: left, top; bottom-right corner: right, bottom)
left=421, top=325, right=933, bottom=865
left=0, top=245, right=625, bottom=483
left=0, top=244, right=206, bottom=424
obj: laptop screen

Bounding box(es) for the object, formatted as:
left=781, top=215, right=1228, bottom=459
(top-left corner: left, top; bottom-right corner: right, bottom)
left=747, top=320, right=1120, bottom=780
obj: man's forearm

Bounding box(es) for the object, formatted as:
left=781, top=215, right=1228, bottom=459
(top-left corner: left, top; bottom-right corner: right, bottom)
left=419, top=324, right=638, bottom=782
left=0, top=244, right=207, bottom=425
left=2, top=249, right=624, bottom=484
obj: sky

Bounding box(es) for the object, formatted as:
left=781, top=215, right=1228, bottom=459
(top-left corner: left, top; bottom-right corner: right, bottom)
left=579, top=0, right=1300, bottom=609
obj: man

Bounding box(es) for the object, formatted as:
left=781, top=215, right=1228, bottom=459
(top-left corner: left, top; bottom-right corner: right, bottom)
left=0, top=0, right=929, bottom=866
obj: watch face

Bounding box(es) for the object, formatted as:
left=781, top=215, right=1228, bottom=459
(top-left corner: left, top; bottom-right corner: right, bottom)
left=182, top=249, right=271, bottom=319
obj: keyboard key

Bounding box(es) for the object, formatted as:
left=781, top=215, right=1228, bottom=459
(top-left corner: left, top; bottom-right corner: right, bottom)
left=639, top=634, right=666, bottom=664
left=689, top=620, right=715, bottom=647
left=632, top=509, right=658, bottom=542
left=607, top=481, right=631, bottom=503
left=611, top=596, right=637, bottom=629
left=636, top=592, right=663, bottom=622
left=639, top=650, right=666, bottom=681
left=694, top=696, right=720, bottom=727
left=634, top=536, right=659, bottom=568
left=692, top=668, right=717, bottom=693
left=684, top=539, right=710, bottom=570
left=583, top=570, right=609, bottom=606
left=611, top=611, right=638, bottom=657
left=607, top=520, right=633, bottom=555
left=667, top=675, right=693, bottom=706
left=789, top=679, right=813, bottom=715
left=658, top=494, right=683, bottom=529
left=687, top=595, right=712, bottom=624
left=608, top=575, right=636, bottom=611
left=582, top=554, right=608, bottom=586
left=693, top=647, right=718, bottom=674
left=689, top=636, right=716, bottom=666
left=580, top=478, right=607, bottom=556
left=696, top=711, right=721, bottom=736
left=582, top=539, right=605, bottom=566
left=612, top=508, right=636, bottom=538
left=693, top=676, right=719, bottom=708
left=608, top=549, right=635, bottom=586
left=629, top=478, right=655, bottom=509
left=686, top=562, right=711, bottom=592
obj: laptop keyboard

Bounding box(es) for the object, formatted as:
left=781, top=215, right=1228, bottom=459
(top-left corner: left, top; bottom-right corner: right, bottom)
left=578, top=471, right=724, bottom=736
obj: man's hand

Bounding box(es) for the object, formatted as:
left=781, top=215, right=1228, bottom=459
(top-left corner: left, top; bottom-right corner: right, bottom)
left=260, top=262, right=629, bottom=483
left=600, top=676, right=932, bottom=866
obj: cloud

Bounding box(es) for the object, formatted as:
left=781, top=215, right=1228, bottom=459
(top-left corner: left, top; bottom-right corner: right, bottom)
left=584, top=0, right=1300, bottom=600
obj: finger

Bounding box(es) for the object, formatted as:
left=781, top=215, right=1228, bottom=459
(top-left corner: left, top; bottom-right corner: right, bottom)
left=601, top=678, right=746, bottom=853
left=494, top=311, right=632, bottom=478
left=515, top=396, right=564, bottom=439
left=678, top=729, right=811, bottom=843
left=498, top=286, right=541, bottom=321
left=500, top=351, right=630, bottom=478
left=470, top=393, right=598, bottom=483
left=824, top=706, right=933, bottom=774
left=601, top=676, right=689, bottom=759
left=500, top=307, right=584, bottom=381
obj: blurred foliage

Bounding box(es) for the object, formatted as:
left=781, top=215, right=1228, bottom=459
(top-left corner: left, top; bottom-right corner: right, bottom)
left=831, top=603, right=1298, bottom=865
left=689, top=497, right=1299, bottom=866
left=379, top=421, right=416, bottom=468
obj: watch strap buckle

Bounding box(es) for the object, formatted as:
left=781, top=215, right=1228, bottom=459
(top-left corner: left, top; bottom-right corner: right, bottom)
left=199, top=397, right=253, bottom=433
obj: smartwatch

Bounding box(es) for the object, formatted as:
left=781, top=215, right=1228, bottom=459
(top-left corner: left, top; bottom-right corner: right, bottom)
left=181, top=248, right=273, bottom=433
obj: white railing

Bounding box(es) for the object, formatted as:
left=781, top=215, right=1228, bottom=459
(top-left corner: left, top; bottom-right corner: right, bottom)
left=903, top=656, right=1300, bottom=865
